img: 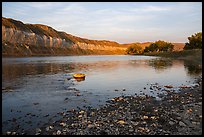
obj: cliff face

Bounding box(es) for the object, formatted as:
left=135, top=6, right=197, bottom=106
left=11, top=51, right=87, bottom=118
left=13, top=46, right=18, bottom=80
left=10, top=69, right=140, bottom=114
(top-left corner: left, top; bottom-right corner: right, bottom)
left=2, top=25, right=74, bottom=48
left=2, top=17, right=127, bottom=56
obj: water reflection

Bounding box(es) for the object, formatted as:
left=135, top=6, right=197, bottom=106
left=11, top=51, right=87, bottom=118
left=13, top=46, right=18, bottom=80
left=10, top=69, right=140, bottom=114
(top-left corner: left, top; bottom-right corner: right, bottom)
left=2, top=61, right=124, bottom=81
left=183, top=60, right=202, bottom=76
left=148, top=58, right=173, bottom=72
left=74, top=77, right=86, bottom=82
left=2, top=63, right=72, bottom=81
left=3, top=57, right=202, bottom=84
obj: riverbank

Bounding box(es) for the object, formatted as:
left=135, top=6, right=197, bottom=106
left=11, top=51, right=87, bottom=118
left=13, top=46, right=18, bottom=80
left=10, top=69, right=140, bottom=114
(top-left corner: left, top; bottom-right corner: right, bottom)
left=4, top=76, right=202, bottom=135
left=2, top=43, right=126, bottom=57
left=143, top=49, right=202, bottom=63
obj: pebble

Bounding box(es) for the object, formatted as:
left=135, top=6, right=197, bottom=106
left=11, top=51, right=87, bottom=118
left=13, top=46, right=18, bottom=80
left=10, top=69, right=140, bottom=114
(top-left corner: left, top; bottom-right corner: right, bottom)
left=11, top=132, right=16, bottom=135
left=79, top=110, right=85, bottom=114
left=169, top=121, right=175, bottom=126
left=192, top=121, right=197, bottom=125
left=76, top=93, right=81, bottom=96
left=176, top=117, right=182, bottom=120
left=46, top=127, right=50, bottom=131
left=150, top=116, right=156, bottom=120
left=117, top=120, right=126, bottom=125
left=91, top=112, right=95, bottom=116
left=179, top=121, right=186, bottom=127
left=164, top=85, right=173, bottom=88
left=129, top=128, right=134, bottom=132
left=87, top=124, right=94, bottom=128
left=142, top=121, right=147, bottom=124
left=56, top=130, right=61, bottom=135
left=145, top=128, right=150, bottom=133
left=187, top=108, right=193, bottom=113
left=143, top=116, right=148, bottom=119
left=44, top=114, right=49, bottom=117
left=154, top=109, right=158, bottom=112
left=6, top=131, right=11, bottom=135
left=78, top=115, right=83, bottom=118
left=60, top=122, right=66, bottom=127
left=138, top=127, right=145, bottom=131
left=199, top=115, right=202, bottom=118
left=36, top=128, right=41, bottom=133
left=64, top=98, right=69, bottom=101
left=33, top=102, right=39, bottom=105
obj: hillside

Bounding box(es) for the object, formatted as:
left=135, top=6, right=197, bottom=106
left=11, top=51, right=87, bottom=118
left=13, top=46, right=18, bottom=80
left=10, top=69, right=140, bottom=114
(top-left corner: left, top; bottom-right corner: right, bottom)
left=2, top=17, right=184, bottom=56
left=172, top=43, right=185, bottom=51
left=2, top=17, right=128, bottom=56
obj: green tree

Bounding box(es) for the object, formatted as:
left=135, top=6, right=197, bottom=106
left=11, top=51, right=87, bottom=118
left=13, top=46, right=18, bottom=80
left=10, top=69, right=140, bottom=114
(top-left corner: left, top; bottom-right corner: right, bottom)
left=126, top=44, right=143, bottom=55
left=149, top=43, right=159, bottom=52
left=184, top=32, right=202, bottom=50
left=144, top=40, right=174, bottom=53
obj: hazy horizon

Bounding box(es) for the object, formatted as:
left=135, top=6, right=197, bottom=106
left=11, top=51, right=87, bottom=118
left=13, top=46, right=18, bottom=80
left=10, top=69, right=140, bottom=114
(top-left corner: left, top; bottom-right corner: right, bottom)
left=2, top=2, right=202, bottom=44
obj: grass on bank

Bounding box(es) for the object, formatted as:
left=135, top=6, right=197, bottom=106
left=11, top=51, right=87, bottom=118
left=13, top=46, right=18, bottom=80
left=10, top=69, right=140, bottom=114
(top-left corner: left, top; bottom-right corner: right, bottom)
left=143, top=49, right=202, bottom=63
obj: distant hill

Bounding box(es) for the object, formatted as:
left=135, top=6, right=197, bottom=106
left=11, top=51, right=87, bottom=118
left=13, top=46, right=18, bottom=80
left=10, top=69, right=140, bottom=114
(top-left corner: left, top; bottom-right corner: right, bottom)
left=122, top=42, right=152, bottom=50
left=172, top=43, right=185, bottom=51
left=2, top=17, right=184, bottom=56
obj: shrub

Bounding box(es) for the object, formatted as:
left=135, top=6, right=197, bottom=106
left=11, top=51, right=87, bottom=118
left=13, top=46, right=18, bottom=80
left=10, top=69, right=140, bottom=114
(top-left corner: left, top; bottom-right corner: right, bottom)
left=126, top=44, right=143, bottom=55
left=184, top=32, right=202, bottom=50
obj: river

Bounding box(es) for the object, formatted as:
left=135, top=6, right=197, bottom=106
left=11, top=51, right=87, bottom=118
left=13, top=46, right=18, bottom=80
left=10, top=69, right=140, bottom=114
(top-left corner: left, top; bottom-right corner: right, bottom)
left=2, top=55, right=202, bottom=133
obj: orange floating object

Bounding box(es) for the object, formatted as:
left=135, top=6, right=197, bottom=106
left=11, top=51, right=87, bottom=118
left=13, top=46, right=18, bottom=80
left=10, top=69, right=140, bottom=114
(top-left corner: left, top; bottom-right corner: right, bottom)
left=73, top=73, right=85, bottom=78
left=73, top=73, right=86, bottom=82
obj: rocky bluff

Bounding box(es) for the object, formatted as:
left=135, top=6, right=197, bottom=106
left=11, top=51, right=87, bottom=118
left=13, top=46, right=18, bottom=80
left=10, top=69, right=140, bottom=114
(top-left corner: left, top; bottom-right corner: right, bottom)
left=2, top=17, right=127, bottom=56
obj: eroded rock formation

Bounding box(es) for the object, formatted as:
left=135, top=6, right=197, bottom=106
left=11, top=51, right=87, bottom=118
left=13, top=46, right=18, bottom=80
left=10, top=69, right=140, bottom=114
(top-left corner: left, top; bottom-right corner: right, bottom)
left=2, top=17, right=127, bottom=56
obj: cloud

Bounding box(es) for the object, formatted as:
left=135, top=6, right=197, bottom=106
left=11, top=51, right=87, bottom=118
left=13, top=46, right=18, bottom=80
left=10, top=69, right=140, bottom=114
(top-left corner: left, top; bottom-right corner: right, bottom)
left=2, top=2, right=202, bottom=43
left=57, top=3, right=86, bottom=13
left=129, top=5, right=171, bottom=13
left=144, top=5, right=171, bottom=11
left=27, top=2, right=63, bottom=9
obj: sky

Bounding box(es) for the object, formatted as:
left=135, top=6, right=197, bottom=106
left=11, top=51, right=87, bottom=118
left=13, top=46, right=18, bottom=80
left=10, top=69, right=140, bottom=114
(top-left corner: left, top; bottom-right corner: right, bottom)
left=2, top=2, right=202, bottom=44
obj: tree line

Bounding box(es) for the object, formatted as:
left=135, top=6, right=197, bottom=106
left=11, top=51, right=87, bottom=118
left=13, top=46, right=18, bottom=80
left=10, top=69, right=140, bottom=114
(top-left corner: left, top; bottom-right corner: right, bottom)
left=126, top=32, right=202, bottom=55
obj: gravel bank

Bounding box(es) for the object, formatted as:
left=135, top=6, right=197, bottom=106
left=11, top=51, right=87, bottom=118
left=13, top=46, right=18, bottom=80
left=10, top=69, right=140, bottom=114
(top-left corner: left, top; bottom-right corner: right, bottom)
left=4, top=77, right=202, bottom=135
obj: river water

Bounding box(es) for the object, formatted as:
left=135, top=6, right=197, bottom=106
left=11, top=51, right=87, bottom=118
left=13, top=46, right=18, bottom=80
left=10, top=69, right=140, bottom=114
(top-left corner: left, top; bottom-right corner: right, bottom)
left=2, top=55, right=202, bottom=133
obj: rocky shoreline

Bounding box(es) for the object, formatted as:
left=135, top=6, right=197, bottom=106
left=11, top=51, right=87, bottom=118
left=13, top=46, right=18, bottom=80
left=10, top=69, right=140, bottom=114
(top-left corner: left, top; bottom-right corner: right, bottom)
left=4, top=77, right=202, bottom=135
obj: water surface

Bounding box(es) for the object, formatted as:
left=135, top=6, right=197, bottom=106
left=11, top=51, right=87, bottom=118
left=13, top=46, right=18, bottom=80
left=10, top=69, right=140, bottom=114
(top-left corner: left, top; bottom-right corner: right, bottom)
left=2, top=55, right=202, bottom=133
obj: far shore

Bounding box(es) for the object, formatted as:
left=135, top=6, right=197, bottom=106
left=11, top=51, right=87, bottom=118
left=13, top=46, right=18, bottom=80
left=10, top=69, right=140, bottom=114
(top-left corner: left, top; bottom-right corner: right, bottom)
left=143, top=49, right=202, bottom=62
left=3, top=49, right=201, bottom=61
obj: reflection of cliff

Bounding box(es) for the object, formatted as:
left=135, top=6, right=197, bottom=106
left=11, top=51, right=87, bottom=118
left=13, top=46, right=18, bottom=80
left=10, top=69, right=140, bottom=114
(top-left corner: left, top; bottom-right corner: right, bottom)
left=2, top=17, right=127, bottom=56
left=2, top=63, right=73, bottom=82
left=2, top=61, right=122, bottom=82
left=148, top=59, right=173, bottom=72
left=183, top=60, right=202, bottom=76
